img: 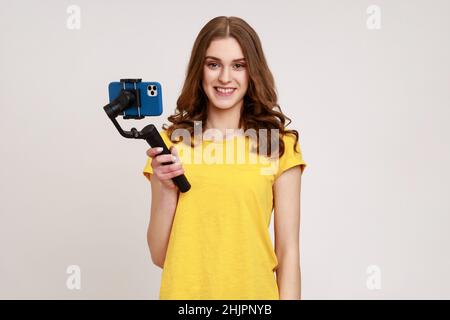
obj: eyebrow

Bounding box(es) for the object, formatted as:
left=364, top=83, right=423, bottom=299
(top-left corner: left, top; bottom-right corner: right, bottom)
left=205, top=56, right=246, bottom=62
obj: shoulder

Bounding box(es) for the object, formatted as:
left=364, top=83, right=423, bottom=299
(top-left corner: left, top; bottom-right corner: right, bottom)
left=281, top=132, right=296, bottom=144
left=273, top=132, right=306, bottom=178
left=280, top=132, right=300, bottom=155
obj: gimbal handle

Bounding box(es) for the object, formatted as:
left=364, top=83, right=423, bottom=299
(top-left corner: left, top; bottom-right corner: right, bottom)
left=140, top=124, right=191, bottom=193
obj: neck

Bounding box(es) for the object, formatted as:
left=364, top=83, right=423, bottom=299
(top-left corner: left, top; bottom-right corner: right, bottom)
left=205, top=102, right=243, bottom=135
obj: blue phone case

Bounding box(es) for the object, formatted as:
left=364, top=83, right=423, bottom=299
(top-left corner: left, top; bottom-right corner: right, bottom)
left=108, top=81, right=163, bottom=118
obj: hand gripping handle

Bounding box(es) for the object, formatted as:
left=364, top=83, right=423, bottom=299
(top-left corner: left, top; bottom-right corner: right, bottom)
left=141, top=125, right=191, bottom=193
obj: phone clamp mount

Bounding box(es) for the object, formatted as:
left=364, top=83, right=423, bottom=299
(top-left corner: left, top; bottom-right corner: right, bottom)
left=103, top=78, right=191, bottom=193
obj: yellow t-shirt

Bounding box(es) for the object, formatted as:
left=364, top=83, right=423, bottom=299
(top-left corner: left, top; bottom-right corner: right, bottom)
left=142, top=129, right=307, bottom=300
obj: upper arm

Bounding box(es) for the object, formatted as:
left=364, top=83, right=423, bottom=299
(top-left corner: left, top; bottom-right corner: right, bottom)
left=273, top=165, right=302, bottom=257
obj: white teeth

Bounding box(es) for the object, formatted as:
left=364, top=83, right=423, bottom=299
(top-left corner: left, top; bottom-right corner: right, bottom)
left=216, top=87, right=235, bottom=93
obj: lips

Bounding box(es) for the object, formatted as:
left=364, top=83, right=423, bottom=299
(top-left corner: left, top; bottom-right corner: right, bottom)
left=214, top=87, right=236, bottom=97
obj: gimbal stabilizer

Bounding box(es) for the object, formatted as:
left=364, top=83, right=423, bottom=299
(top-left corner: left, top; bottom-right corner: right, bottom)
left=103, top=79, right=191, bottom=193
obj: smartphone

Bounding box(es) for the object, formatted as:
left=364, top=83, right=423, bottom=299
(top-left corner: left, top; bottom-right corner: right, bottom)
left=108, top=81, right=163, bottom=119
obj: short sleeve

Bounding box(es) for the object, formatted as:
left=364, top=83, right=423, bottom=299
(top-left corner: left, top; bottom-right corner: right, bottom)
left=274, top=133, right=307, bottom=179
left=142, top=129, right=174, bottom=182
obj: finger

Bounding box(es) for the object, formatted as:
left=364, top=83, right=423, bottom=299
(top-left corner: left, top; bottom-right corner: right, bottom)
left=155, top=153, right=177, bottom=164
left=147, top=147, right=163, bottom=158
left=160, top=168, right=185, bottom=180
left=151, top=156, right=179, bottom=173
left=170, top=146, right=179, bottom=163
left=155, top=162, right=182, bottom=174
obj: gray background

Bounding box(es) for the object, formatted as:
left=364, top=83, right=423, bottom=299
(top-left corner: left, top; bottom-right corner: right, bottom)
left=1, top=0, right=449, bottom=299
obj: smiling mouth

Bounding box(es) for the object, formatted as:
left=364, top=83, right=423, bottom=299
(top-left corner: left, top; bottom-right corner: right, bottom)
left=214, top=87, right=236, bottom=96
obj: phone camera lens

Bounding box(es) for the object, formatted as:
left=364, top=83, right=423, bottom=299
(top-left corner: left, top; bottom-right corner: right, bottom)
left=147, top=85, right=157, bottom=96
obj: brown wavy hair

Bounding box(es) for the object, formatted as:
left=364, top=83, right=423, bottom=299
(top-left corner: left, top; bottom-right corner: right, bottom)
left=162, top=16, right=301, bottom=158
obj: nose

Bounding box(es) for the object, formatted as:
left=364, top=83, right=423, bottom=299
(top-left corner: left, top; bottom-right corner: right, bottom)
left=218, top=66, right=231, bottom=84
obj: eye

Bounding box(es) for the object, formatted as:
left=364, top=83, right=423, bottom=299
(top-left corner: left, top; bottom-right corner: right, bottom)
left=234, top=63, right=246, bottom=70
left=207, top=62, right=219, bottom=69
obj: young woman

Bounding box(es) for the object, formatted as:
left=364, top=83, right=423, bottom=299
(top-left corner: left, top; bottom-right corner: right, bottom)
left=143, top=16, right=307, bottom=300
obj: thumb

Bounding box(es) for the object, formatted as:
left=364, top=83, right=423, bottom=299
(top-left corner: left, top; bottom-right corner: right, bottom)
left=170, top=146, right=179, bottom=162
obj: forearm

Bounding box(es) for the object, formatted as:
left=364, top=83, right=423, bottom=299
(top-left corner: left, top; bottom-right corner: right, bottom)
left=147, top=177, right=179, bottom=268
left=276, top=251, right=301, bottom=300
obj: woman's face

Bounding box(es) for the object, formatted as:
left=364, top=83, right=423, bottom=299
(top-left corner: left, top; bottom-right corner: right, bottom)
left=202, top=37, right=249, bottom=112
